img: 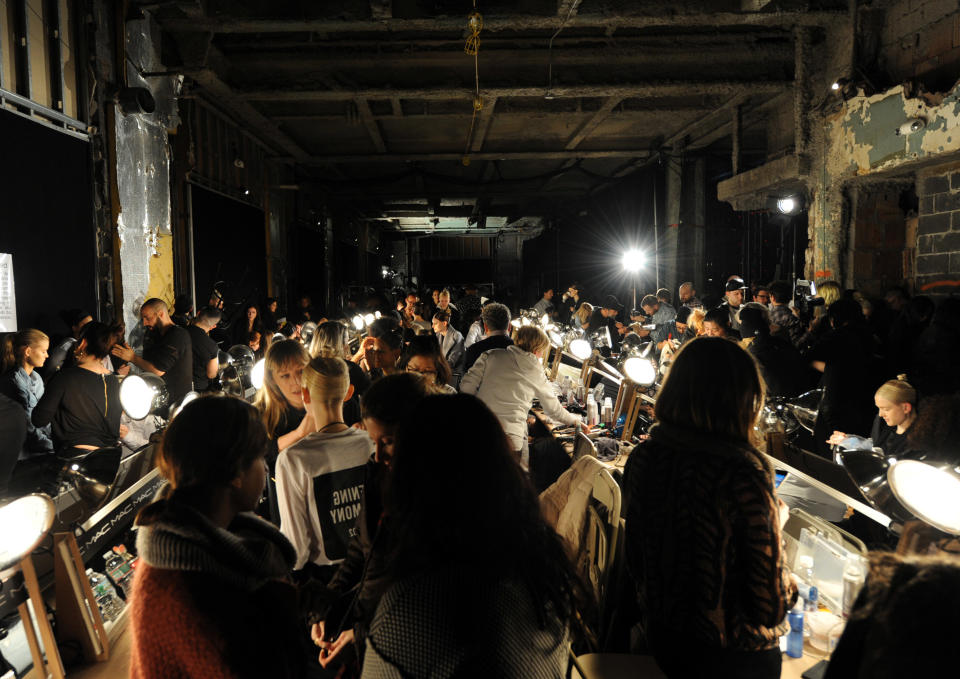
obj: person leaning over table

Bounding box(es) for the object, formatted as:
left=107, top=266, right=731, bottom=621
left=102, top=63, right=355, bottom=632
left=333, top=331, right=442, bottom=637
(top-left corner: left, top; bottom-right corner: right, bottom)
left=460, top=326, right=586, bottom=467
left=623, top=336, right=797, bottom=679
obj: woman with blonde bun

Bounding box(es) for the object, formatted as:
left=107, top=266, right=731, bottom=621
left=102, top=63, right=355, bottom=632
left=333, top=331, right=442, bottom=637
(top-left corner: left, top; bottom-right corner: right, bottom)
left=827, top=375, right=917, bottom=457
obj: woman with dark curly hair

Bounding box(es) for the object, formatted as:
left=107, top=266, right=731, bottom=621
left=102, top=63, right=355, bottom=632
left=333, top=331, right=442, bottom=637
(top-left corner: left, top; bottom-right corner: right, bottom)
left=357, top=393, right=587, bottom=677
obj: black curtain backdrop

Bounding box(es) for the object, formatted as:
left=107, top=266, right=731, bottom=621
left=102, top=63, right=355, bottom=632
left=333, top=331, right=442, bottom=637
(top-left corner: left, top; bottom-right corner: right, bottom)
left=0, top=110, right=96, bottom=337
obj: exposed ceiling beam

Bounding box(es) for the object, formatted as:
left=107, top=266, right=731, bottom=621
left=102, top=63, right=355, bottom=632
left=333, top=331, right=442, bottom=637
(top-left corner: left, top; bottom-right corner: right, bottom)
left=212, top=31, right=792, bottom=51
left=302, top=149, right=651, bottom=164
left=565, top=96, right=622, bottom=149
left=172, top=43, right=311, bottom=161
left=662, top=92, right=753, bottom=150
left=158, top=11, right=844, bottom=35
left=268, top=107, right=721, bottom=122
left=370, top=0, right=391, bottom=20
left=390, top=97, right=402, bottom=117
left=355, top=98, right=387, bottom=153
left=219, top=43, right=793, bottom=70
left=470, top=97, right=498, bottom=154
left=237, top=81, right=790, bottom=102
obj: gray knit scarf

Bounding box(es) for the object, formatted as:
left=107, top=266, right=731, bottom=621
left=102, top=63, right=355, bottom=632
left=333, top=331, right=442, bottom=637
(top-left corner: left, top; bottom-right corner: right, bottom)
left=136, top=484, right=296, bottom=592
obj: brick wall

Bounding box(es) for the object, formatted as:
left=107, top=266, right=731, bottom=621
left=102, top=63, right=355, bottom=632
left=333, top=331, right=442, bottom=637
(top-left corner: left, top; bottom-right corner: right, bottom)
left=850, top=190, right=910, bottom=296
left=916, top=171, right=960, bottom=297
left=881, top=0, right=960, bottom=83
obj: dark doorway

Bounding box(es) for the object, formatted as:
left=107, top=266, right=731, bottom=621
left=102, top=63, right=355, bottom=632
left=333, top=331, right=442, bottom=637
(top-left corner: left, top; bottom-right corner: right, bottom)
left=0, top=110, right=96, bottom=335
left=190, top=185, right=267, bottom=326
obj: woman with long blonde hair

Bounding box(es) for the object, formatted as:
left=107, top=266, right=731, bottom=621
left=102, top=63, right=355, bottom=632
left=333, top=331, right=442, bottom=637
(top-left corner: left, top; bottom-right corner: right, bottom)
left=253, top=340, right=314, bottom=523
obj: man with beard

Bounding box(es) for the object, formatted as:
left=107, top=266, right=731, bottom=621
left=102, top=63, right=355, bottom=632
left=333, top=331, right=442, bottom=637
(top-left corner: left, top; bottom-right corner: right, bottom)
left=112, top=298, right=193, bottom=403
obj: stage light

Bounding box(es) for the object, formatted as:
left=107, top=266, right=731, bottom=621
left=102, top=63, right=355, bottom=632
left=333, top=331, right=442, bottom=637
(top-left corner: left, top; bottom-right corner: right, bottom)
left=119, top=374, right=169, bottom=420
left=569, top=338, right=592, bottom=360
left=352, top=315, right=365, bottom=331
left=776, top=196, right=802, bottom=215
left=364, top=313, right=375, bottom=326
left=169, top=391, right=199, bottom=420
left=301, top=321, right=318, bottom=344
left=831, top=82, right=840, bottom=91
left=622, top=249, right=645, bottom=273
left=623, top=356, right=657, bottom=385
left=889, top=459, right=960, bottom=534
left=250, top=359, right=266, bottom=390
left=0, top=494, right=55, bottom=571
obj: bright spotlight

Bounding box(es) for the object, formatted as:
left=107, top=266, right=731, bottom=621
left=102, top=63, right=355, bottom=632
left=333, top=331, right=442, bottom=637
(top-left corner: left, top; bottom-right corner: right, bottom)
left=352, top=315, right=365, bottom=331
left=622, top=249, right=645, bottom=273
left=363, top=313, right=375, bottom=326
left=250, top=359, right=266, bottom=390
left=831, top=81, right=840, bottom=91
left=624, top=357, right=657, bottom=385
left=776, top=196, right=800, bottom=214
left=569, top=338, right=592, bottom=360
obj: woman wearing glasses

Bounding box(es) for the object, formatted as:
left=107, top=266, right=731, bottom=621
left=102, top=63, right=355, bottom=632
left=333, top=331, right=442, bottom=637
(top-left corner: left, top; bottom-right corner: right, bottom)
left=399, top=335, right=456, bottom=394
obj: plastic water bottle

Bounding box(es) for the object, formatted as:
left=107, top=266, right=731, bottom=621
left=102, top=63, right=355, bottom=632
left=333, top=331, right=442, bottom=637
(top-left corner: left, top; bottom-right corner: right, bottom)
left=797, top=554, right=815, bottom=585
left=87, top=568, right=124, bottom=622
left=842, top=562, right=865, bottom=619
left=786, top=606, right=804, bottom=658
left=104, top=550, right=134, bottom=599
left=586, top=394, right=599, bottom=427
left=593, top=383, right=605, bottom=404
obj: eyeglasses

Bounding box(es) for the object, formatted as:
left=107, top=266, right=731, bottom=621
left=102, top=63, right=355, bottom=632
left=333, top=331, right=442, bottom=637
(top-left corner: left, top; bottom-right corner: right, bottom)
left=406, top=366, right=437, bottom=377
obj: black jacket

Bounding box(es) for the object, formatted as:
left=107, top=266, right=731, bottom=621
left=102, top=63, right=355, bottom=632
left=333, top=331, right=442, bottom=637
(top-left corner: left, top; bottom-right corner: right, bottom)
left=463, top=334, right=513, bottom=372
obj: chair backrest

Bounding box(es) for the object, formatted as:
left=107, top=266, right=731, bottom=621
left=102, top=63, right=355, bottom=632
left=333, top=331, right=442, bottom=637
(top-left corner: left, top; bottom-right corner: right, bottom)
left=573, top=431, right=598, bottom=462
left=583, top=467, right=622, bottom=602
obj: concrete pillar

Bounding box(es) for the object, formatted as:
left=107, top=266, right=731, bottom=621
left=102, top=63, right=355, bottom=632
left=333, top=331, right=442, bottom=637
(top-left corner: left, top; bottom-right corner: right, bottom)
left=692, top=157, right=706, bottom=293
left=323, top=214, right=334, bottom=311
left=664, top=153, right=682, bottom=295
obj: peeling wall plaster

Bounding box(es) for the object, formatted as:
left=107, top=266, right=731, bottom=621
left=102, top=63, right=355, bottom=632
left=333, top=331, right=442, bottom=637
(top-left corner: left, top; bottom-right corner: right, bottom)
left=808, top=82, right=960, bottom=284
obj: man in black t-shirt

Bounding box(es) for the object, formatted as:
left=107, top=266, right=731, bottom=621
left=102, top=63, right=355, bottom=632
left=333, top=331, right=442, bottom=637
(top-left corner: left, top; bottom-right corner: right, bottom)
left=112, top=298, right=193, bottom=403
left=187, top=307, right=222, bottom=392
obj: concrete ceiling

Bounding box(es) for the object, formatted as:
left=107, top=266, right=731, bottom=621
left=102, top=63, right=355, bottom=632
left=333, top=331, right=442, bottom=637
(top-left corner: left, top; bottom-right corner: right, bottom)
left=144, top=0, right=848, bottom=233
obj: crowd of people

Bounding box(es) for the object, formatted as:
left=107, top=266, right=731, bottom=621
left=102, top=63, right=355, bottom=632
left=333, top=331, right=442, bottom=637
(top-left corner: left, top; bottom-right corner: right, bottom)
left=0, top=275, right=958, bottom=678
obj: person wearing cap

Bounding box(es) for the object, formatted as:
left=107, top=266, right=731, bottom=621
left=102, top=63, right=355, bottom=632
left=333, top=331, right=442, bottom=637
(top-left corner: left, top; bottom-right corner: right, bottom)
left=587, top=296, right=623, bottom=352
left=722, top=278, right=747, bottom=331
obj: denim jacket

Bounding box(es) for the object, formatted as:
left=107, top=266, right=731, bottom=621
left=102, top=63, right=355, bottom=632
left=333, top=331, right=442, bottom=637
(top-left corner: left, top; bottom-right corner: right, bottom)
left=0, top=367, right=55, bottom=457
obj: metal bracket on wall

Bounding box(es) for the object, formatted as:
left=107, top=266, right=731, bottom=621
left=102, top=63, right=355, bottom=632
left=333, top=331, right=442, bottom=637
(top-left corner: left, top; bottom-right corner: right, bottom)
left=0, top=87, right=89, bottom=140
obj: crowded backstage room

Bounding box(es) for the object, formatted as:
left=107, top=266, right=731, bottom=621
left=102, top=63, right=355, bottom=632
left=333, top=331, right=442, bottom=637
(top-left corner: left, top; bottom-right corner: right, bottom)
left=3, top=1, right=960, bottom=677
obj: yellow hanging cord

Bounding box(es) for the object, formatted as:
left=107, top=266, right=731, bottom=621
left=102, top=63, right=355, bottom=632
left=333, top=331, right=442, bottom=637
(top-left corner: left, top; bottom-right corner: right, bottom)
left=462, top=5, right=483, bottom=165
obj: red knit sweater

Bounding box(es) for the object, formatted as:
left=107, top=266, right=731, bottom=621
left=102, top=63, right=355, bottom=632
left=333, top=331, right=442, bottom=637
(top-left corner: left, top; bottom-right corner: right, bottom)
left=129, top=564, right=304, bottom=679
